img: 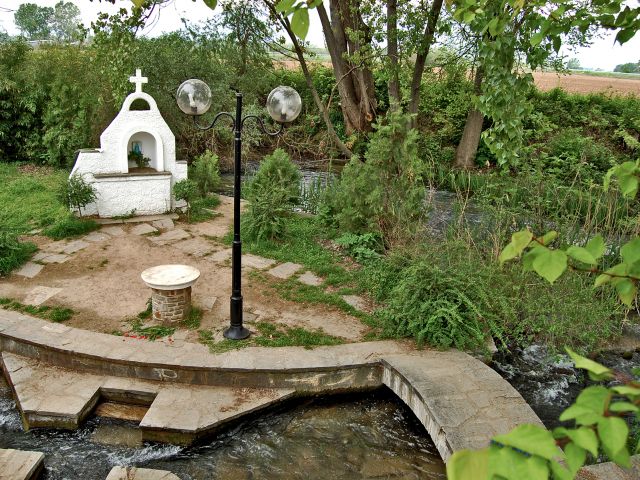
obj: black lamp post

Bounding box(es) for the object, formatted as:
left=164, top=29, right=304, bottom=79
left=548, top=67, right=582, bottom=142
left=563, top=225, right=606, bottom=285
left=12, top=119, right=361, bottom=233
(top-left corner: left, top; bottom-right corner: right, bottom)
left=176, top=81, right=302, bottom=340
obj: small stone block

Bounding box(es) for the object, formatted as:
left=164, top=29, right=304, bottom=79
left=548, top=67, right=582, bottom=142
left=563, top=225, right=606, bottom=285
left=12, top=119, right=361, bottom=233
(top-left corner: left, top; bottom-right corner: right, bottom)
left=151, top=219, right=175, bottom=230
left=31, top=252, right=50, bottom=262
left=0, top=448, right=45, bottom=480
left=83, top=231, right=111, bottom=243
left=267, top=262, right=302, bottom=280
left=14, top=262, right=44, bottom=279
left=172, top=238, right=214, bottom=257
left=207, top=248, right=233, bottom=263
left=101, top=226, right=126, bottom=237
left=106, top=466, right=181, bottom=480
left=243, top=254, right=277, bottom=270
left=149, top=229, right=191, bottom=246
left=200, top=296, right=217, bottom=311
left=131, top=224, right=158, bottom=236
left=23, top=286, right=63, bottom=306
left=341, top=295, right=368, bottom=311
left=62, top=240, right=91, bottom=255
left=39, top=253, right=71, bottom=264
left=243, top=311, right=259, bottom=323
left=298, top=271, right=323, bottom=287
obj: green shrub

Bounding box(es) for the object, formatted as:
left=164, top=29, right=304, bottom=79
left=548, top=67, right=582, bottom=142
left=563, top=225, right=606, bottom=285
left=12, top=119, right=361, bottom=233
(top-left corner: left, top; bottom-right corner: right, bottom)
left=44, top=215, right=99, bottom=240
left=243, top=148, right=301, bottom=241
left=190, top=150, right=220, bottom=197
left=57, top=173, right=97, bottom=217
left=335, top=232, right=383, bottom=262
left=377, top=258, right=503, bottom=350
left=0, top=232, right=37, bottom=276
left=173, top=179, right=199, bottom=221
left=330, top=112, right=427, bottom=246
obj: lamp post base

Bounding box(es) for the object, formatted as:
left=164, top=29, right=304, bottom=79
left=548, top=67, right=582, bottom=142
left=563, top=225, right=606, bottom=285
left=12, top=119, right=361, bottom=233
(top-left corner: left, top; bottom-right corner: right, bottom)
left=223, top=325, right=251, bottom=340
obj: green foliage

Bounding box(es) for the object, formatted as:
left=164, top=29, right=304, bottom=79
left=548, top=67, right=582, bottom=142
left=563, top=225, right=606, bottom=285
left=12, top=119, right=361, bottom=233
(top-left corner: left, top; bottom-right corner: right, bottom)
left=58, top=173, right=97, bottom=217
left=0, top=297, right=74, bottom=322
left=128, top=319, right=175, bottom=341
left=43, top=215, right=99, bottom=240
left=183, top=307, right=202, bottom=330
left=14, top=3, right=53, bottom=40
left=447, top=350, right=640, bottom=479
left=127, top=150, right=150, bottom=169
left=0, top=232, right=37, bottom=276
left=190, top=150, right=220, bottom=197
left=335, top=232, right=382, bottom=263
left=329, top=112, right=427, bottom=246
left=173, top=179, right=199, bottom=221
left=614, top=60, right=640, bottom=73
left=243, top=148, right=301, bottom=242
left=377, top=257, right=502, bottom=350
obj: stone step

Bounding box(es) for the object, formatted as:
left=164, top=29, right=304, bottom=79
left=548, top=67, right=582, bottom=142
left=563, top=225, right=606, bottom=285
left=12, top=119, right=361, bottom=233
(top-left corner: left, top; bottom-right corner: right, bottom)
left=139, top=384, right=294, bottom=444
left=0, top=448, right=44, bottom=480
left=1, top=352, right=294, bottom=445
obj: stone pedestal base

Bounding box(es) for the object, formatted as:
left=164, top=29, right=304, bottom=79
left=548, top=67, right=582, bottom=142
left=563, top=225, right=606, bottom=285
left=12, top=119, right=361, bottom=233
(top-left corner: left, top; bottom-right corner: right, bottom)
left=151, top=287, right=191, bottom=324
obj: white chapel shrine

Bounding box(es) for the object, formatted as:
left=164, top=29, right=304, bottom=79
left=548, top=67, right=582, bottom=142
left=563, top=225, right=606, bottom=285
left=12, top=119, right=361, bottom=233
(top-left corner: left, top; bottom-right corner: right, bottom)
left=70, top=69, right=187, bottom=217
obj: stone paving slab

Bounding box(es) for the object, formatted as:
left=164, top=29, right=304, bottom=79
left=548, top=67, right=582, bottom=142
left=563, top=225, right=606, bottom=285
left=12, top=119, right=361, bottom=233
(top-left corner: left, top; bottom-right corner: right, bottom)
left=172, top=237, right=214, bottom=257
left=187, top=221, right=230, bottom=238
left=106, top=467, right=180, bottom=480
left=148, top=229, right=190, bottom=246
left=41, top=240, right=68, bottom=253
left=130, top=223, right=158, bottom=236
left=0, top=448, right=44, bottom=480
left=199, top=296, right=217, bottom=311
left=139, top=385, right=295, bottom=441
left=101, top=226, right=126, bottom=237
left=38, top=253, right=71, bottom=264
left=578, top=455, right=640, bottom=480
left=242, top=254, right=277, bottom=270
left=298, top=271, right=323, bottom=287
left=267, top=262, right=302, bottom=279
left=2, top=352, right=103, bottom=429
left=83, top=231, right=111, bottom=243
left=206, top=248, right=232, bottom=263
left=23, top=286, right=62, bottom=306
left=14, top=262, right=43, bottom=279
left=62, top=240, right=91, bottom=255
left=151, top=219, right=174, bottom=230
left=341, top=295, right=368, bottom=312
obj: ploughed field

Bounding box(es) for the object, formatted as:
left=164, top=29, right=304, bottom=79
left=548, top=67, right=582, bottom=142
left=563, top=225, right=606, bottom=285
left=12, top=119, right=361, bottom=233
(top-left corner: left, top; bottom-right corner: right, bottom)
left=533, top=71, right=640, bottom=95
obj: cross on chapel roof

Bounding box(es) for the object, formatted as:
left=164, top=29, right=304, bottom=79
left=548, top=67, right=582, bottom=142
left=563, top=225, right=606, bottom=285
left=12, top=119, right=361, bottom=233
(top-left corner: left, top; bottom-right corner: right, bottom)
left=129, top=68, right=148, bottom=93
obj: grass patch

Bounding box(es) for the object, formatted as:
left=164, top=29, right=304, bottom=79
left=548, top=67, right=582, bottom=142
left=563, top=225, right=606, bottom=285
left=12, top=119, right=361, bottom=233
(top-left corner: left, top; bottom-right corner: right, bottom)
left=129, top=318, right=175, bottom=341
left=0, top=297, right=74, bottom=322
left=198, top=321, right=344, bottom=353
left=43, top=214, right=99, bottom=240
left=231, top=215, right=353, bottom=286
left=0, top=233, right=37, bottom=276
left=186, top=194, right=222, bottom=223
left=0, top=163, right=70, bottom=234
left=183, top=307, right=202, bottom=330
left=137, top=298, right=152, bottom=320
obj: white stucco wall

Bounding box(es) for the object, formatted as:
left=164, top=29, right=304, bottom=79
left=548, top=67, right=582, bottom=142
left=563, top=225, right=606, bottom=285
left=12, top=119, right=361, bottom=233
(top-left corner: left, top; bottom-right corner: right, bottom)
left=93, top=175, right=172, bottom=217
left=69, top=72, right=182, bottom=218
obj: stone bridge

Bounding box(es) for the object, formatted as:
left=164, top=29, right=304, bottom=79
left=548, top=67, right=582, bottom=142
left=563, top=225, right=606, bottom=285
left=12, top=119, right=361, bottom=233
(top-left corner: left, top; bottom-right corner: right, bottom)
left=0, top=309, right=541, bottom=465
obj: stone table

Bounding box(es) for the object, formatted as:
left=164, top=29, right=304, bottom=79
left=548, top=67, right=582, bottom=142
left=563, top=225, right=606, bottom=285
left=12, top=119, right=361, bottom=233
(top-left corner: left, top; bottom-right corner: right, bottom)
left=141, top=265, right=200, bottom=325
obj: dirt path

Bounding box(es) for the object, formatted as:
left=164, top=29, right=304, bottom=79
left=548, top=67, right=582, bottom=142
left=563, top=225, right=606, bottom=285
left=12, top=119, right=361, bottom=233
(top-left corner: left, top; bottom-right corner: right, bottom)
left=0, top=196, right=369, bottom=343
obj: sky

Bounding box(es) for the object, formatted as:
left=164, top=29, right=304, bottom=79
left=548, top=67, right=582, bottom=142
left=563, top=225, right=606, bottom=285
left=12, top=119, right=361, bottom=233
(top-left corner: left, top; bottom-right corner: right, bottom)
left=1, top=0, right=639, bottom=71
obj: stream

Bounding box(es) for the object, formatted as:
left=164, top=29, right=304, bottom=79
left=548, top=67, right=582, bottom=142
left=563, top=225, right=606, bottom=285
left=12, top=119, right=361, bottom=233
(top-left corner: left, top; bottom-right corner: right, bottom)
left=0, top=378, right=446, bottom=479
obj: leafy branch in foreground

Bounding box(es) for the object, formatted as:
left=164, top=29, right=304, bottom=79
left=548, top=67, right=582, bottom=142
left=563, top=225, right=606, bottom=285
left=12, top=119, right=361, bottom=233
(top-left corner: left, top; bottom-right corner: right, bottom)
left=448, top=349, right=640, bottom=479
left=499, top=161, right=640, bottom=305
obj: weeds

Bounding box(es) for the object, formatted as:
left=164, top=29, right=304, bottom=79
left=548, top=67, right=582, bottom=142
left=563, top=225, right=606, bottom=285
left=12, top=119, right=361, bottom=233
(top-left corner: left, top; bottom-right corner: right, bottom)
left=44, top=214, right=99, bottom=240
left=0, top=297, right=74, bottom=323
left=0, top=232, right=37, bottom=276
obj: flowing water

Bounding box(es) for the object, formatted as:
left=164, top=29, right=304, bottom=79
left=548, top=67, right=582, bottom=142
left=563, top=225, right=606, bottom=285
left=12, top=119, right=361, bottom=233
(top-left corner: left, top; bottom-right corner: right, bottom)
left=0, top=379, right=446, bottom=479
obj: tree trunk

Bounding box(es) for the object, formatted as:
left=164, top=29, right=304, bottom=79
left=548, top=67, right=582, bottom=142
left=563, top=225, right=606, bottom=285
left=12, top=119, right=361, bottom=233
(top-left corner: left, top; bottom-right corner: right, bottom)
left=387, top=0, right=400, bottom=109
left=263, top=1, right=352, bottom=158
left=454, top=68, right=485, bottom=169
left=317, top=2, right=377, bottom=134
left=407, top=0, right=444, bottom=126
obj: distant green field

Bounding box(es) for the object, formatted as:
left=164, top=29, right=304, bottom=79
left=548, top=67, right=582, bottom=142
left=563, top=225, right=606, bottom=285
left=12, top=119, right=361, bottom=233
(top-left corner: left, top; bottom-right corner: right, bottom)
left=563, top=70, right=640, bottom=80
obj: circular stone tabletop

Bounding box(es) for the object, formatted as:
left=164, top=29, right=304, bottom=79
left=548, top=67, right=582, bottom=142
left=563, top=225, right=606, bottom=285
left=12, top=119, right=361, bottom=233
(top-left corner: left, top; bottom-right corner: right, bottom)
left=141, top=264, right=201, bottom=290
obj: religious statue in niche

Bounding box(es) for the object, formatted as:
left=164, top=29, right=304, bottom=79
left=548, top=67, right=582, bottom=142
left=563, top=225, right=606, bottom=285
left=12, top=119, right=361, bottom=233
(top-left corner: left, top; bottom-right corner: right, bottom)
left=128, top=141, right=150, bottom=169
